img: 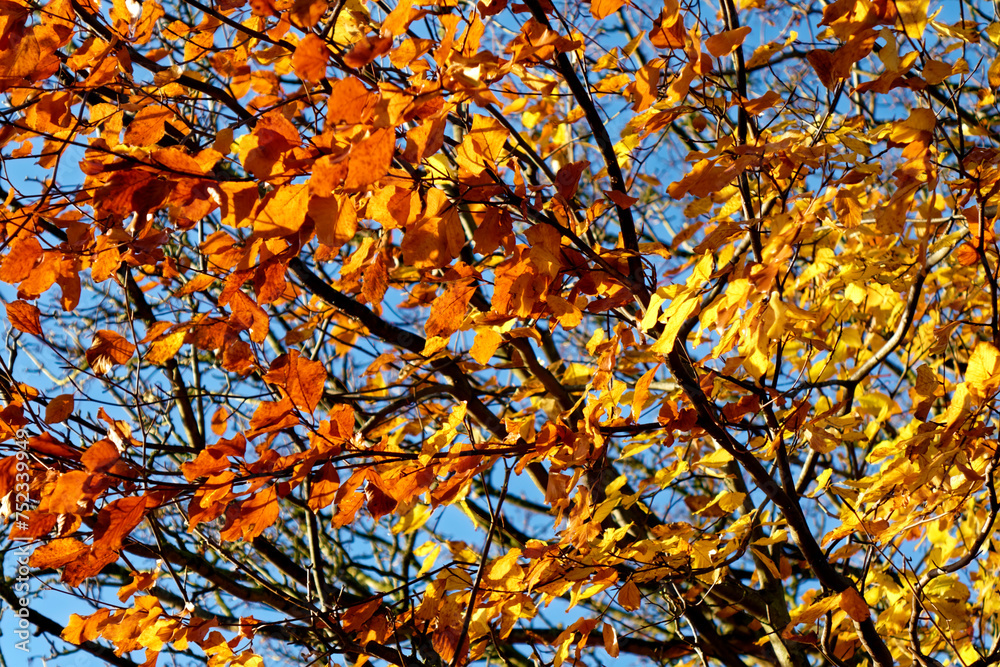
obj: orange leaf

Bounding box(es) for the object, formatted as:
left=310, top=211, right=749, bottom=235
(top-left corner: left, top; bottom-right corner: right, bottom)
left=123, top=104, right=173, bottom=147
left=308, top=462, right=340, bottom=511
left=145, top=328, right=187, bottom=365
left=341, top=596, right=382, bottom=633
left=93, top=496, right=147, bottom=553
left=343, top=34, right=392, bottom=69
left=327, top=78, right=374, bottom=125
left=470, top=328, right=503, bottom=365
left=7, top=299, right=42, bottom=335
left=0, top=236, right=42, bottom=284
left=309, top=193, right=357, bottom=249
left=590, top=0, right=625, bottom=20
left=61, top=548, right=118, bottom=587
left=344, top=128, right=395, bottom=190
left=248, top=396, right=298, bottom=438
left=227, top=290, right=269, bottom=343
left=744, top=90, right=782, bottom=116
left=62, top=609, right=111, bottom=645
left=211, top=407, right=230, bottom=436
left=649, top=7, right=686, bottom=50
left=45, top=394, right=74, bottom=424
left=47, top=470, right=93, bottom=514
left=839, top=587, right=870, bottom=622
left=86, top=330, right=136, bottom=375
left=182, top=437, right=242, bottom=481
left=81, top=439, right=121, bottom=473
left=235, top=486, right=279, bottom=541
left=29, top=537, right=89, bottom=569
left=263, top=350, right=327, bottom=413
left=618, top=580, right=641, bottom=610
left=292, top=33, right=328, bottom=84
left=602, top=622, right=619, bottom=658
left=362, top=253, right=389, bottom=306
left=401, top=188, right=465, bottom=269
left=254, top=183, right=310, bottom=237
left=705, top=26, right=752, bottom=57
left=966, top=341, right=1000, bottom=399
left=90, top=233, right=122, bottom=283
left=291, top=0, right=327, bottom=28
left=381, top=0, right=414, bottom=37
left=425, top=277, right=476, bottom=338
left=604, top=189, right=639, bottom=209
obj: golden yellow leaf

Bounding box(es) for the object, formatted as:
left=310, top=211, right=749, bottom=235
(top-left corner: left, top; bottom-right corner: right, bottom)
left=966, top=341, right=1000, bottom=399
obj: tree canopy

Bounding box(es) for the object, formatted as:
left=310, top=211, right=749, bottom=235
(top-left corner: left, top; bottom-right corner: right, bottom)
left=3, top=0, right=1000, bottom=665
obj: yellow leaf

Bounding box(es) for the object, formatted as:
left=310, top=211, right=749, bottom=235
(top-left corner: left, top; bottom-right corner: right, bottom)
left=470, top=328, right=503, bottom=365
left=696, top=449, right=734, bottom=468
left=966, top=341, right=1000, bottom=399
left=896, top=0, right=929, bottom=39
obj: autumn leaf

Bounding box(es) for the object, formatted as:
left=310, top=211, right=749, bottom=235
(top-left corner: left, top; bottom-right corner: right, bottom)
left=7, top=299, right=42, bottom=335
left=344, top=128, right=395, bottom=190
left=45, top=394, right=74, bottom=424
left=123, top=105, right=173, bottom=147
left=292, top=33, right=328, bottom=84
left=425, top=277, right=476, bottom=338
left=230, top=486, right=279, bottom=541
left=705, top=26, right=752, bottom=57
left=29, top=536, right=90, bottom=571
left=253, top=184, right=311, bottom=237
left=86, top=330, right=136, bottom=375
left=965, top=341, right=1000, bottom=399
left=263, top=351, right=327, bottom=413
left=839, top=588, right=870, bottom=622
left=602, top=622, right=619, bottom=658
left=590, top=0, right=626, bottom=20
left=309, top=193, right=358, bottom=249
left=618, top=580, right=641, bottom=611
